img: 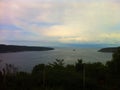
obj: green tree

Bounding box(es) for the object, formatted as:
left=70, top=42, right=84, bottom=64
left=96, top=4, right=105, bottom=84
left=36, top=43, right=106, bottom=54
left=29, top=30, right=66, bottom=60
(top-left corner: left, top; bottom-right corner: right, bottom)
left=75, top=59, right=83, bottom=72
left=32, top=64, right=45, bottom=75
left=32, top=64, right=46, bottom=89
left=106, top=47, right=120, bottom=74
left=106, top=47, right=120, bottom=90
left=48, top=59, right=64, bottom=71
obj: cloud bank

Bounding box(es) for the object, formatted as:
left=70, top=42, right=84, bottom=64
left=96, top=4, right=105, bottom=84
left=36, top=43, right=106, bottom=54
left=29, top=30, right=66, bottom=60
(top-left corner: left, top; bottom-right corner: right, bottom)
left=0, top=0, right=120, bottom=46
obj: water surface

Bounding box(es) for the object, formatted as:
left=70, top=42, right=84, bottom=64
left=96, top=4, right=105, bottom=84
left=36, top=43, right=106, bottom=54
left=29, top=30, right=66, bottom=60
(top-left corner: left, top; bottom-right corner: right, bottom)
left=0, top=48, right=112, bottom=72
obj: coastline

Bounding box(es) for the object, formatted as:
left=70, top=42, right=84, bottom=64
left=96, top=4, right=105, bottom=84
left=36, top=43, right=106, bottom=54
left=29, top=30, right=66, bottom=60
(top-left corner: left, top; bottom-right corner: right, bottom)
left=0, top=44, right=54, bottom=53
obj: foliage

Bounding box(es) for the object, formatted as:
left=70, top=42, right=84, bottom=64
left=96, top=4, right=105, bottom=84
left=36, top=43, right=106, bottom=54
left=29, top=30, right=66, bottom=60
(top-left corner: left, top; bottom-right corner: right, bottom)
left=106, top=47, right=120, bottom=89
left=0, top=48, right=120, bottom=90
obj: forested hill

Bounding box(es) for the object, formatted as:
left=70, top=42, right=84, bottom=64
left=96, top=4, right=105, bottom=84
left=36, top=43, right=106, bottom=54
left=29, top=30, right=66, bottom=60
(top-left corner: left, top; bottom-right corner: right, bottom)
left=0, top=44, right=54, bottom=53
left=98, top=47, right=120, bottom=53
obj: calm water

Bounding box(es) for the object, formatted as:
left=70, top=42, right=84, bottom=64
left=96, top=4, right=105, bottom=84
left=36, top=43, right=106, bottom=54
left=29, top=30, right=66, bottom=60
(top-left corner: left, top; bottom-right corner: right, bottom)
left=0, top=48, right=112, bottom=72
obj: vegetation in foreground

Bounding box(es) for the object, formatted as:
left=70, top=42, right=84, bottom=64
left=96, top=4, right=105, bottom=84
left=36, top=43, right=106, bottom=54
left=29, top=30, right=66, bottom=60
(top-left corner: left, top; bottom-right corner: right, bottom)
left=0, top=48, right=120, bottom=90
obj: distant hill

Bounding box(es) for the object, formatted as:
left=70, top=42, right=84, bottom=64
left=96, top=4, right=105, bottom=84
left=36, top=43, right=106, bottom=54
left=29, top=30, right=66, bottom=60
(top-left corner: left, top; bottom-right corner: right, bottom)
left=98, top=47, right=120, bottom=53
left=0, top=44, right=54, bottom=53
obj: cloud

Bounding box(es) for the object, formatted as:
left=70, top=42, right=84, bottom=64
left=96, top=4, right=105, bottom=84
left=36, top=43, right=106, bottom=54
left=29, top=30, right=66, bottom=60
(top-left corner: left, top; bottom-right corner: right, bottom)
left=0, top=0, right=120, bottom=45
left=101, top=33, right=120, bottom=39
left=41, top=1, right=120, bottom=44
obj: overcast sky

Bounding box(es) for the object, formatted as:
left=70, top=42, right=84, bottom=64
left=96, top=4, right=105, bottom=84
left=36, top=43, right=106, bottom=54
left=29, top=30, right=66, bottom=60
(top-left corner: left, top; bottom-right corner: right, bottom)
left=0, top=0, right=120, bottom=46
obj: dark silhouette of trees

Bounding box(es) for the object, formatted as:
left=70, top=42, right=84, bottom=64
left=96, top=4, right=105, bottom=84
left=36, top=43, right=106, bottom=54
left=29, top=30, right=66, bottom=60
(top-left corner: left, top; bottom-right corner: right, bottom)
left=0, top=47, right=120, bottom=90
left=106, top=47, right=120, bottom=90
left=75, top=59, right=84, bottom=72
left=0, top=44, right=54, bottom=53
left=106, top=47, right=120, bottom=74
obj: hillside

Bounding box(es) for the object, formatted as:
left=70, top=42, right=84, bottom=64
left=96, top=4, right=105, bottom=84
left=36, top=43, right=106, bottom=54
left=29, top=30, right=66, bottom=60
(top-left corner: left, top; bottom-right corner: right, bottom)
left=98, top=47, right=120, bottom=53
left=0, top=44, right=54, bottom=53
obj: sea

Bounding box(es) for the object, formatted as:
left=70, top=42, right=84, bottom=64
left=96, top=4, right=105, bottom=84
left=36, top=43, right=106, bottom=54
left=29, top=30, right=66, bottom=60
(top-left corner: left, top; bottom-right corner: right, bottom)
left=0, top=47, right=112, bottom=72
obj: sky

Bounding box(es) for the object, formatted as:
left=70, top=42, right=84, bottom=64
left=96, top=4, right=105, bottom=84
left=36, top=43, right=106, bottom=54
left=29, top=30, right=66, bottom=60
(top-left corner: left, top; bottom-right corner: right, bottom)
left=0, top=0, right=120, bottom=47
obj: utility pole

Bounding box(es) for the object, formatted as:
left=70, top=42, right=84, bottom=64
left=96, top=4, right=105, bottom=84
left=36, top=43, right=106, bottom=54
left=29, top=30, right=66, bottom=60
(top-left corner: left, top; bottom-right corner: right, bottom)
left=43, top=66, right=46, bottom=90
left=83, top=64, right=85, bottom=90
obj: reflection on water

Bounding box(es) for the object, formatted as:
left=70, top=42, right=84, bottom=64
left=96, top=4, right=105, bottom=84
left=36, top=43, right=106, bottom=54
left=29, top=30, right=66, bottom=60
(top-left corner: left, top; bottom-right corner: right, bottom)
left=0, top=48, right=112, bottom=72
